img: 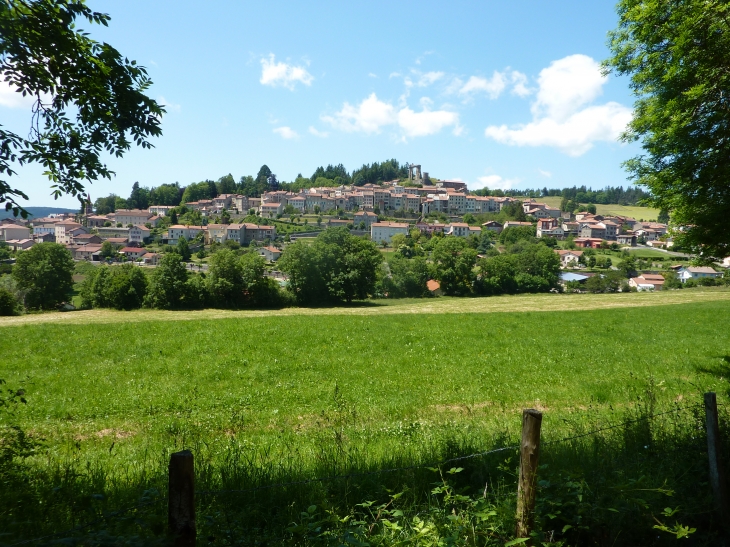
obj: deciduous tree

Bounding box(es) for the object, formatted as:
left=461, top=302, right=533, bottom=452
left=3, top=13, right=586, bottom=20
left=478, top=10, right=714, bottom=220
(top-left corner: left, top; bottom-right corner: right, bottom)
left=605, top=0, right=730, bottom=257
left=12, top=242, right=74, bottom=309
left=0, top=0, right=163, bottom=216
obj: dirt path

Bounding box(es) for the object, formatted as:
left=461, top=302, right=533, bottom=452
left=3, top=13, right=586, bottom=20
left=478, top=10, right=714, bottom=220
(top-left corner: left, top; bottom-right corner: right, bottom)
left=2, top=289, right=729, bottom=327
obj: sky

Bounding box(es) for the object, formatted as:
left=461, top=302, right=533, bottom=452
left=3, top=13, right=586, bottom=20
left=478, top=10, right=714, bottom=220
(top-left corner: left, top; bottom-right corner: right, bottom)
left=0, top=0, right=642, bottom=208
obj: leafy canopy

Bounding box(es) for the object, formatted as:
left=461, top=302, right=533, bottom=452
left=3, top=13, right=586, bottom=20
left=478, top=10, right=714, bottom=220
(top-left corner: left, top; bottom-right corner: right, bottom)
left=0, top=0, right=163, bottom=216
left=12, top=242, right=74, bottom=309
left=604, top=0, right=730, bottom=257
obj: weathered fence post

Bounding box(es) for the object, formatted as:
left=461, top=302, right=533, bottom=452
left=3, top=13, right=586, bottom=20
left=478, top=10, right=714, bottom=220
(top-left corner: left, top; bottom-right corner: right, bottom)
left=704, top=392, right=729, bottom=523
left=516, top=409, right=543, bottom=541
left=169, top=450, right=196, bottom=547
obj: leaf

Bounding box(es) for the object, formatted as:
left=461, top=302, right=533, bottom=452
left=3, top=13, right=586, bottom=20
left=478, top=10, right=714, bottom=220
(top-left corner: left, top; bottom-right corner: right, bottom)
left=562, top=524, right=573, bottom=533
left=504, top=538, right=530, bottom=546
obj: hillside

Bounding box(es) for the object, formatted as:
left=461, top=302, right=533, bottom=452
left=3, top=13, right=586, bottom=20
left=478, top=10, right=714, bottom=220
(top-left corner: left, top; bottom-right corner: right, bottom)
left=537, top=196, right=661, bottom=220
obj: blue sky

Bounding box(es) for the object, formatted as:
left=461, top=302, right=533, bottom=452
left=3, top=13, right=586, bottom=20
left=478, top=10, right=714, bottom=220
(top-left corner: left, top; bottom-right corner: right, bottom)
left=0, top=0, right=641, bottom=207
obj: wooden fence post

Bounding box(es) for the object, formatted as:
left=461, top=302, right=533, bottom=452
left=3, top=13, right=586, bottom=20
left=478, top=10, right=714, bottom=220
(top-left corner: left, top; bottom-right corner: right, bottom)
left=169, top=450, right=196, bottom=547
left=516, top=409, right=543, bottom=541
left=704, top=392, right=729, bottom=522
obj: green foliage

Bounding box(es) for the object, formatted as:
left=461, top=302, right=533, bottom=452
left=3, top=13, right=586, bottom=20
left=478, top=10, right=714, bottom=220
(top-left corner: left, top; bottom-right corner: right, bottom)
left=99, top=240, right=115, bottom=259
left=378, top=255, right=431, bottom=298
left=93, top=194, right=119, bottom=215
left=180, top=180, right=217, bottom=204
left=216, top=174, right=236, bottom=195
left=127, top=181, right=149, bottom=210
left=279, top=228, right=383, bottom=304
left=0, top=0, right=163, bottom=217
left=605, top=0, right=730, bottom=257
left=499, top=225, right=535, bottom=245
left=80, top=264, right=147, bottom=310
left=149, top=182, right=182, bottom=206
left=351, top=159, right=407, bottom=186
left=176, top=237, right=191, bottom=261
left=476, top=243, right=560, bottom=296
left=0, top=286, right=19, bottom=315
left=583, top=271, right=626, bottom=293
left=431, top=237, right=477, bottom=296
left=12, top=242, right=74, bottom=309
left=206, top=249, right=283, bottom=308
left=144, top=253, right=191, bottom=309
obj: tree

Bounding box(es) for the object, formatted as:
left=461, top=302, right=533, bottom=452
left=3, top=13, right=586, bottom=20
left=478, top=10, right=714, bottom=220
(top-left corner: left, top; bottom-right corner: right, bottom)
left=0, top=0, right=163, bottom=217
left=431, top=237, right=477, bottom=296
left=216, top=174, right=236, bottom=195
left=176, top=237, right=191, bottom=261
left=379, top=255, right=430, bottom=298
left=0, top=287, right=19, bottom=316
left=605, top=0, right=730, bottom=257
left=80, top=263, right=146, bottom=310
left=99, top=240, right=114, bottom=258
left=585, top=204, right=597, bottom=215
left=144, top=253, right=190, bottom=309
left=206, top=248, right=243, bottom=307
left=12, top=242, right=74, bottom=309
left=279, top=228, right=382, bottom=304
left=128, top=182, right=149, bottom=210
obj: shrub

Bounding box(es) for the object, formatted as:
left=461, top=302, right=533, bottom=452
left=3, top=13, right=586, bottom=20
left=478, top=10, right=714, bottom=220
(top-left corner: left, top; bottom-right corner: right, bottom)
left=0, top=287, right=19, bottom=316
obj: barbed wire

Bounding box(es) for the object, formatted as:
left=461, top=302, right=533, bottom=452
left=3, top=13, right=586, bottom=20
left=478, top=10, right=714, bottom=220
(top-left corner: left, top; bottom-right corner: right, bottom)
left=9, top=401, right=713, bottom=544
left=199, top=403, right=703, bottom=497
left=543, top=402, right=702, bottom=446
left=8, top=497, right=163, bottom=547
left=198, top=445, right=520, bottom=497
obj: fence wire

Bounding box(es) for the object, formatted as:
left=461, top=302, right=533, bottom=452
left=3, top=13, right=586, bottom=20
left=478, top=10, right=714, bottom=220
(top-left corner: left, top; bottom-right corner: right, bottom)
left=10, top=401, right=711, bottom=544
left=8, top=497, right=163, bottom=547
left=199, top=403, right=702, bottom=497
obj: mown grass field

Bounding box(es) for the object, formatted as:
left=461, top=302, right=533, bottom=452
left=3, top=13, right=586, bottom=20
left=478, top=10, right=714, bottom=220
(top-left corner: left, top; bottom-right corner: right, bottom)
left=538, top=196, right=660, bottom=220
left=2, top=290, right=730, bottom=544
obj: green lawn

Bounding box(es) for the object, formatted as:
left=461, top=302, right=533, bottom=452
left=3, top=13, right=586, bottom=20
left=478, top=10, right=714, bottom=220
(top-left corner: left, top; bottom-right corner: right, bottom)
left=2, top=292, right=729, bottom=543
left=537, top=196, right=660, bottom=220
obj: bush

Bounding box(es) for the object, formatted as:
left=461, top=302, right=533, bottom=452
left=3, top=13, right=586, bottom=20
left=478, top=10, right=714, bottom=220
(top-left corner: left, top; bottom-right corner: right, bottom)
left=80, top=264, right=147, bottom=310
left=12, top=243, right=74, bottom=310
left=0, top=287, right=19, bottom=316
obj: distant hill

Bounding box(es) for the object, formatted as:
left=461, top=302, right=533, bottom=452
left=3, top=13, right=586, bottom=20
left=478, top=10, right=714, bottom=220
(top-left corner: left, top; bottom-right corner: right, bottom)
left=0, top=207, right=77, bottom=220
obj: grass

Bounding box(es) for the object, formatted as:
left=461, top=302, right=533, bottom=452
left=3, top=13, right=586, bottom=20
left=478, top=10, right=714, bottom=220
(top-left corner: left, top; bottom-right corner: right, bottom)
left=1, top=291, right=730, bottom=544
left=537, top=196, right=661, bottom=220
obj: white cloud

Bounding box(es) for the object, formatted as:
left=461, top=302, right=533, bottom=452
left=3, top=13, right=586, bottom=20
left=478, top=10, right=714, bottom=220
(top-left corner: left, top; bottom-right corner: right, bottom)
left=485, top=54, right=632, bottom=156
left=417, top=71, right=444, bottom=87
left=308, top=126, right=329, bottom=138
left=459, top=72, right=507, bottom=99
left=531, top=54, right=606, bottom=121
left=273, top=126, right=298, bottom=139
left=157, top=95, right=181, bottom=113
left=321, top=93, right=396, bottom=134
left=0, top=79, right=48, bottom=109
left=471, top=174, right=520, bottom=191
left=398, top=105, right=459, bottom=137
left=368, top=72, right=378, bottom=78
left=457, top=70, right=530, bottom=100
left=322, top=93, right=458, bottom=138
left=510, top=71, right=531, bottom=97
left=538, top=169, right=552, bottom=178
left=259, top=54, right=314, bottom=90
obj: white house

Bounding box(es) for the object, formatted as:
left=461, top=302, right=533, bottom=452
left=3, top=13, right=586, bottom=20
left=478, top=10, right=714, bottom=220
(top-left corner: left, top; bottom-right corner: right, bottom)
left=555, top=249, right=583, bottom=267
left=678, top=266, right=722, bottom=283
left=370, top=222, right=409, bottom=244
left=259, top=246, right=282, bottom=261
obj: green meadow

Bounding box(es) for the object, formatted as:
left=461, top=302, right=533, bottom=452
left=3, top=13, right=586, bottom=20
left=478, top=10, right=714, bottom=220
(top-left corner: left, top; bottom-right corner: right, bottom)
left=1, top=292, right=730, bottom=544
